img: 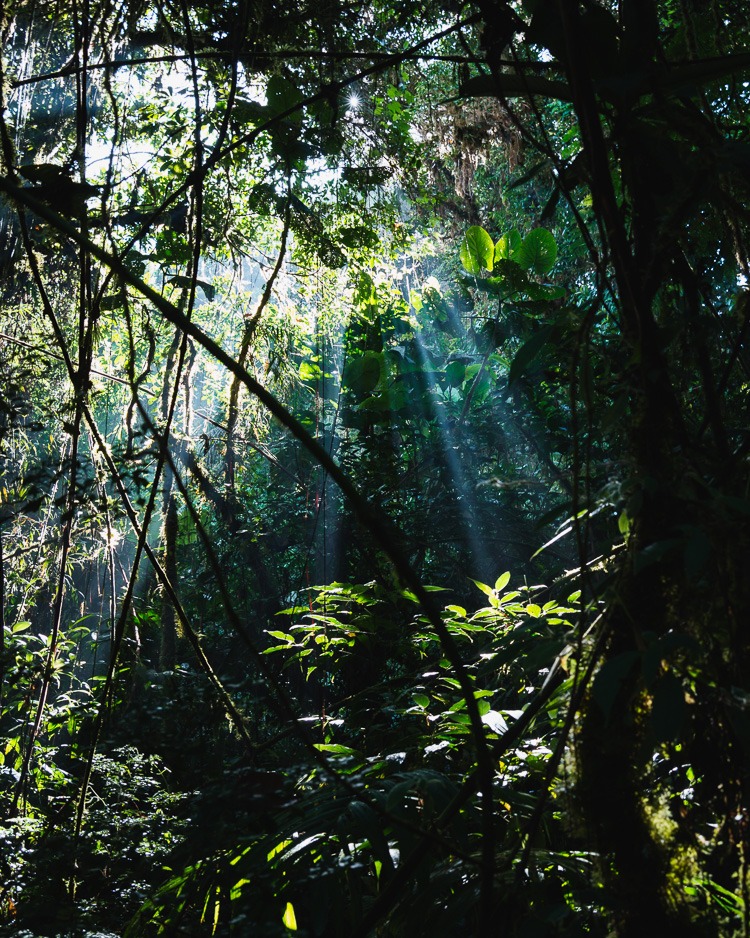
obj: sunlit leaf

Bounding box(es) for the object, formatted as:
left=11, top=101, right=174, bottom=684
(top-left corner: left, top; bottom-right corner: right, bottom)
left=282, top=901, right=298, bottom=931
left=313, top=743, right=361, bottom=756
left=470, top=578, right=495, bottom=597
left=460, top=225, right=494, bottom=274
left=494, top=571, right=511, bottom=592
left=495, top=229, right=521, bottom=260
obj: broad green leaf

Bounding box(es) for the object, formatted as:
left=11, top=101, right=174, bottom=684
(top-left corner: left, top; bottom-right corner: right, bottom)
left=445, top=360, right=466, bottom=387
left=298, top=361, right=322, bottom=382
left=460, top=225, right=494, bottom=274
left=495, top=229, right=521, bottom=260
left=413, top=693, right=430, bottom=708
left=526, top=603, right=542, bottom=618
left=357, top=381, right=408, bottom=413
left=513, top=228, right=558, bottom=275
left=267, top=75, right=303, bottom=119
left=343, top=351, right=381, bottom=395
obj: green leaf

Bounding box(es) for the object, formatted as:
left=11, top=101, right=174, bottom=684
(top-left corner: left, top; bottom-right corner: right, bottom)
left=413, top=693, right=430, bottom=708
left=470, top=578, right=495, bottom=598
left=299, top=361, right=322, bottom=382
left=445, top=360, right=466, bottom=387
left=513, top=228, right=558, bottom=275
left=266, top=75, right=303, bottom=119
left=460, top=226, right=494, bottom=274
left=495, top=229, right=522, bottom=261
left=343, top=351, right=381, bottom=395
left=282, top=901, right=298, bottom=931
left=313, top=743, right=361, bottom=756
left=494, top=571, right=511, bottom=592
left=526, top=603, right=542, bottom=618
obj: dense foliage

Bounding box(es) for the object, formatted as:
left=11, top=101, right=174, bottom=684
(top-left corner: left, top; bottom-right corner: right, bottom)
left=1, top=0, right=750, bottom=935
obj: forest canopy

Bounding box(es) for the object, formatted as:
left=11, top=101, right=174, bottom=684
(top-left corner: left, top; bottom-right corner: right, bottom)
left=1, top=0, right=750, bottom=935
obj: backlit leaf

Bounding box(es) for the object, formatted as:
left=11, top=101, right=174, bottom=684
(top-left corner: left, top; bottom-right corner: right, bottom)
left=282, top=901, right=298, bottom=931
left=494, top=571, right=511, bottom=592
left=495, top=229, right=522, bottom=260
left=513, top=228, right=558, bottom=275
left=460, top=225, right=494, bottom=274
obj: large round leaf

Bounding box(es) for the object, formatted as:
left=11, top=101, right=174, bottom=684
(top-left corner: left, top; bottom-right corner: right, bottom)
left=343, top=351, right=382, bottom=396
left=460, top=225, right=494, bottom=274
left=494, top=228, right=521, bottom=261
left=513, top=228, right=558, bottom=275
left=445, top=360, right=466, bottom=387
